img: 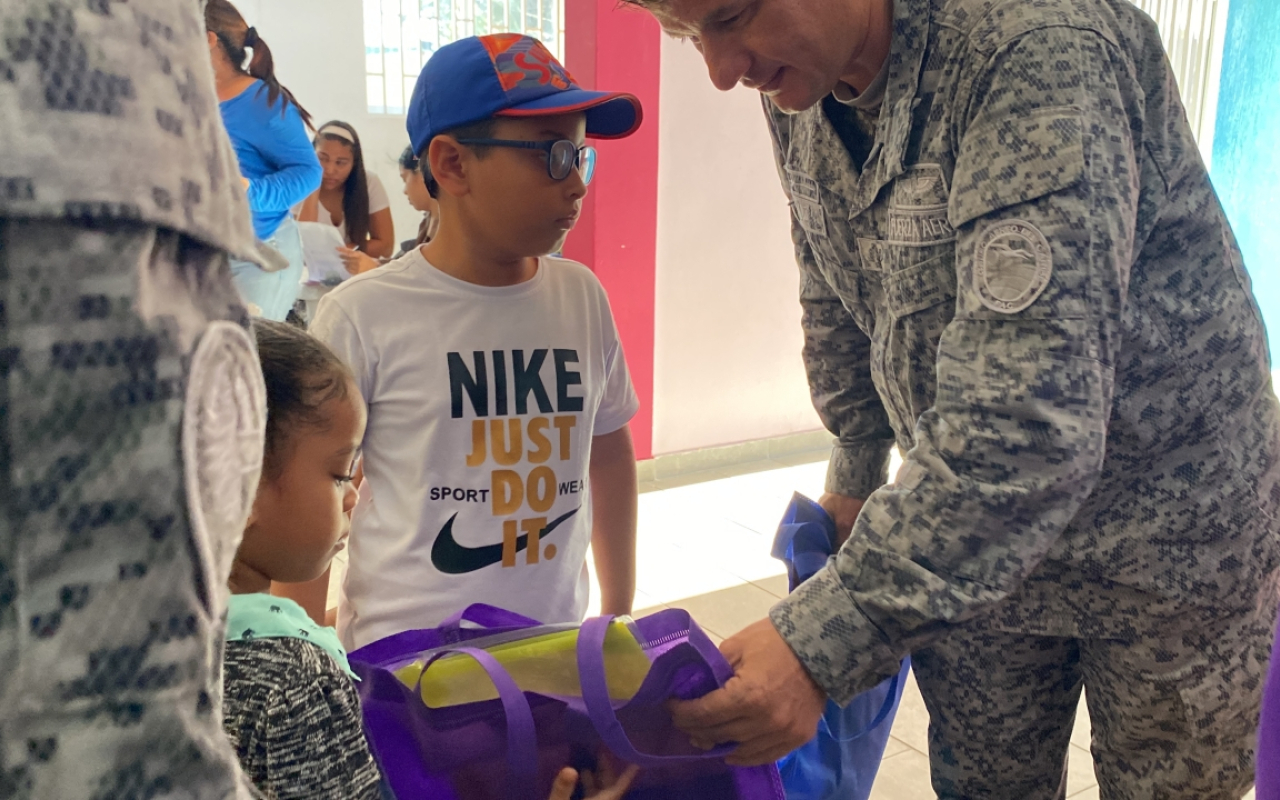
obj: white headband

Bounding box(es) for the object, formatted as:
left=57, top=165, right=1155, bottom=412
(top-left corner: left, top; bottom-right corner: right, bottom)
left=318, top=125, right=355, bottom=144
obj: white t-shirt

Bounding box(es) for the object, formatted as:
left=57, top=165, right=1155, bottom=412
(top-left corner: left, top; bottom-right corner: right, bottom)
left=298, top=170, right=390, bottom=244
left=311, top=250, right=639, bottom=650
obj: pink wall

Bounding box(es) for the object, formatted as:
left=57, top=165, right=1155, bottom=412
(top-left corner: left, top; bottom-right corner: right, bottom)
left=563, top=2, right=662, bottom=460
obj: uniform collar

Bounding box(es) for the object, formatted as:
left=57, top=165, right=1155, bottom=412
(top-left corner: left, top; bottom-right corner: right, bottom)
left=869, top=0, right=931, bottom=195
left=777, top=0, right=931, bottom=219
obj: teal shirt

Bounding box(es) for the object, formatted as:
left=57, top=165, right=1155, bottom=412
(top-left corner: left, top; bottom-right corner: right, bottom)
left=226, top=594, right=357, bottom=680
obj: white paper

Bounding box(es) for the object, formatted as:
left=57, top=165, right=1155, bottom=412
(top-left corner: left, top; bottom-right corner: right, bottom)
left=297, top=221, right=350, bottom=286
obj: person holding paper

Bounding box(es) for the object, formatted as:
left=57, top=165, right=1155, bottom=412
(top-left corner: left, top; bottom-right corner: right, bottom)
left=296, top=121, right=396, bottom=267
left=295, top=121, right=395, bottom=320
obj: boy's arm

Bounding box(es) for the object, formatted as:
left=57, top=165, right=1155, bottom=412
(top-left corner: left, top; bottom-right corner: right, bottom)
left=589, top=425, right=638, bottom=617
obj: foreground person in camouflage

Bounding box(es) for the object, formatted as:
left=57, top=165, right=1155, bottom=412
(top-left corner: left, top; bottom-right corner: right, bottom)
left=1, top=1, right=265, bottom=797
left=631, top=0, right=1280, bottom=796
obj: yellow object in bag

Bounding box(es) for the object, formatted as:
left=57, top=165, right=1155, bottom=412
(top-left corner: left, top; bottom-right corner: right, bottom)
left=394, top=619, right=652, bottom=709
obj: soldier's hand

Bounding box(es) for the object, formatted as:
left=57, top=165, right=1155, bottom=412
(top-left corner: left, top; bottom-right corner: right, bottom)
left=818, top=492, right=865, bottom=547
left=669, top=619, right=827, bottom=766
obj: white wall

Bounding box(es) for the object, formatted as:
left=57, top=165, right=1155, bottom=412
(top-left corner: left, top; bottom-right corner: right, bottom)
left=235, top=0, right=423, bottom=247
left=651, top=38, right=822, bottom=455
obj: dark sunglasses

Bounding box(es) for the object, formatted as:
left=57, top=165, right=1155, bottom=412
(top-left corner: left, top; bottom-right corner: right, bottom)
left=455, top=138, right=598, bottom=185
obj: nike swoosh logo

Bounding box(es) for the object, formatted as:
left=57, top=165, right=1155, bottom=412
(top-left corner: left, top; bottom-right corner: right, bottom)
left=430, top=507, right=580, bottom=575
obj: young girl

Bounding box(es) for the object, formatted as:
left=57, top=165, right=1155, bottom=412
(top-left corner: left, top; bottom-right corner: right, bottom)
left=223, top=320, right=380, bottom=798
left=225, top=321, right=636, bottom=800
left=206, top=0, right=321, bottom=321
left=398, top=145, right=441, bottom=254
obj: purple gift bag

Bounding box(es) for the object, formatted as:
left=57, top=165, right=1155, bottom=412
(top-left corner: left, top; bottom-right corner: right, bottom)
left=349, top=604, right=785, bottom=800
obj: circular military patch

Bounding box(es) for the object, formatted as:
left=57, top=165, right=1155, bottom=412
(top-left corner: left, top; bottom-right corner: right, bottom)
left=183, top=322, right=266, bottom=612
left=974, top=220, right=1053, bottom=313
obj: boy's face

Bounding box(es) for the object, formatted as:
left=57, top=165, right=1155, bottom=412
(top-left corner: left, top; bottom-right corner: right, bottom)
left=463, top=112, right=589, bottom=257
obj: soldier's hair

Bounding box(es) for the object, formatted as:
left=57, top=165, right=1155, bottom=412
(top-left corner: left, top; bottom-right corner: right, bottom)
left=418, top=119, right=498, bottom=199
left=253, top=321, right=354, bottom=478
left=205, top=0, right=314, bottom=130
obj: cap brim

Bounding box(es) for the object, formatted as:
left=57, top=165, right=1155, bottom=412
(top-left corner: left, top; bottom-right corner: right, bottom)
left=495, top=89, right=642, bottom=139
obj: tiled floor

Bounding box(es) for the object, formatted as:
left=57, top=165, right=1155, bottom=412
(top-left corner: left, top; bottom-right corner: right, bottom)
left=330, top=453, right=1259, bottom=800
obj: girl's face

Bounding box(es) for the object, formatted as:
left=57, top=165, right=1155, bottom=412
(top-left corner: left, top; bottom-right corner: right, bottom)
left=238, top=382, right=367, bottom=584
left=317, top=137, right=356, bottom=192
left=401, top=166, right=437, bottom=215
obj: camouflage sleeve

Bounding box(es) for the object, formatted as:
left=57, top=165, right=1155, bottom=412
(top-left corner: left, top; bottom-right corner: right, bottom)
left=772, top=26, right=1138, bottom=703
left=766, top=98, right=895, bottom=499
left=797, top=217, right=896, bottom=499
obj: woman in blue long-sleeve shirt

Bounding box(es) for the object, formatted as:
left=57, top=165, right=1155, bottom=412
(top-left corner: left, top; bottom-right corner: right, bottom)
left=206, top=0, right=321, bottom=321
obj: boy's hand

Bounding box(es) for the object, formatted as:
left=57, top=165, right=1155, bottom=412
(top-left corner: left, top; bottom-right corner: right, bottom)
left=548, top=762, right=639, bottom=800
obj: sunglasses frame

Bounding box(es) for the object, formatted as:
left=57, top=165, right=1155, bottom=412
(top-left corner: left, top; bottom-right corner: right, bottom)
left=454, top=138, right=597, bottom=185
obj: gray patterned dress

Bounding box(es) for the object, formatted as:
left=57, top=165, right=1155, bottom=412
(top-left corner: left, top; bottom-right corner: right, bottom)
left=0, top=2, right=265, bottom=798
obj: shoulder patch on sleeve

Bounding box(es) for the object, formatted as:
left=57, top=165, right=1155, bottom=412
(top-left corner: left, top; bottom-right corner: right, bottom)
left=974, top=220, right=1053, bottom=313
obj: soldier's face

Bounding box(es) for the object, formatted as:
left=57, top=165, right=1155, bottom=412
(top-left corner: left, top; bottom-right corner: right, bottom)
left=648, top=0, right=879, bottom=112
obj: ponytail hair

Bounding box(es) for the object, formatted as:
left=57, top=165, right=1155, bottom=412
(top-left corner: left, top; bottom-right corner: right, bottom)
left=205, top=0, right=313, bottom=130
left=315, top=121, right=371, bottom=249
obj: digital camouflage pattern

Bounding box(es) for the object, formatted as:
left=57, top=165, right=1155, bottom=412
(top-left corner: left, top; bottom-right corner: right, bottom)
left=765, top=0, right=1280, bottom=773
left=0, top=0, right=258, bottom=261
left=0, top=1, right=265, bottom=797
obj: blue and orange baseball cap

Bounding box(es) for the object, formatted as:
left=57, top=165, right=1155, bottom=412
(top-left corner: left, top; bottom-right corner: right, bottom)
left=407, top=34, right=643, bottom=157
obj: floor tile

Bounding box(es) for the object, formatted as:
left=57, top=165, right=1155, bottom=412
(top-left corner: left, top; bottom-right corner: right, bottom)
left=887, top=669, right=931, bottom=755
left=868, top=747, right=935, bottom=800
left=1071, top=691, right=1091, bottom=750
left=1066, top=744, right=1098, bottom=797
left=671, top=581, right=780, bottom=639
left=667, top=518, right=787, bottom=584
left=632, top=541, right=745, bottom=604
left=881, top=735, right=911, bottom=760
left=1068, top=785, right=1100, bottom=800
left=751, top=573, right=790, bottom=599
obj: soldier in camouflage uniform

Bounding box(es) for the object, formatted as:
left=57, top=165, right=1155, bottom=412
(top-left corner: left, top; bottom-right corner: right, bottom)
left=0, top=2, right=265, bottom=797
left=630, top=0, right=1280, bottom=796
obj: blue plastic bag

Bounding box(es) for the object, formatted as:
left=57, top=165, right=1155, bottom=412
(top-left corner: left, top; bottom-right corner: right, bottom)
left=772, top=493, right=910, bottom=800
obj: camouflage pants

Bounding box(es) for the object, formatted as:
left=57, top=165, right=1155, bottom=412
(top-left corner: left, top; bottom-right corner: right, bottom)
left=0, top=219, right=264, bottom=798
left=911, top=608, right=1277, bottom=799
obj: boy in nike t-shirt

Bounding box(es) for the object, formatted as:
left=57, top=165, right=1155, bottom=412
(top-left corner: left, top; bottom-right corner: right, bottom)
left=306, top=34, right=641, bottom=650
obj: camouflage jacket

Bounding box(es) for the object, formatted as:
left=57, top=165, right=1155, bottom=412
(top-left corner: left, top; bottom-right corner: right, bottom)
left=0, top=0, right=257, bottom=260
left=767, top=0, right=1280, bottom=702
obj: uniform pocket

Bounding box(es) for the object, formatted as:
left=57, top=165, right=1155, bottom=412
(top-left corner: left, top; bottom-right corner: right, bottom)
left=876, top=252, right=959, bottom=435
left=883, top=251, right=958, bottom=318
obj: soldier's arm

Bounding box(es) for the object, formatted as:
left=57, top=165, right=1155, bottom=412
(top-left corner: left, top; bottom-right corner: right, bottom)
left=765, top=98, right=896, bottom=504
left=771, top=25, right=1140, bottom=703
left=798, top=224, right=896, bottom=502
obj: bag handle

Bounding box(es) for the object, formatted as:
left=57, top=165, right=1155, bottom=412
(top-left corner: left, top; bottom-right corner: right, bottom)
left=438, top=603, right=543, bottom=635
left=576, top=615, right=737, bottom=767
left=414, top=646, right=539, bottom=800
left=819, top=659, right=906, bottom=742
